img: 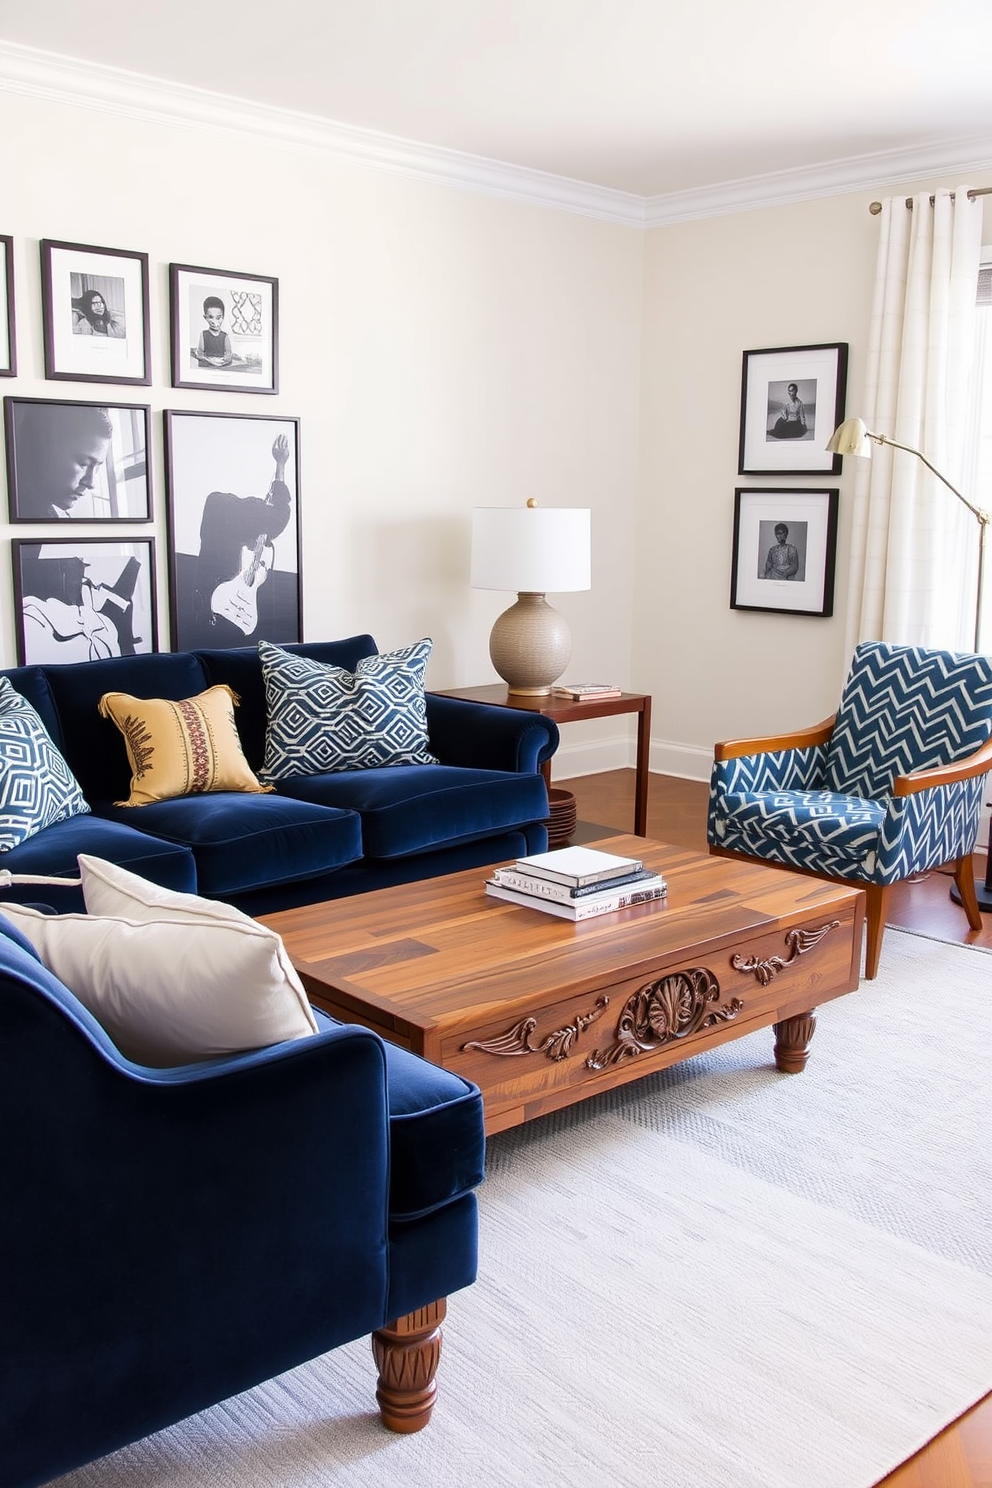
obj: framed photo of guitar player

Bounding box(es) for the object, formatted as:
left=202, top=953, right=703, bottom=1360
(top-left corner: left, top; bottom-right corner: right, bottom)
left=163, top=409, right=301, bottom=651
left=12, top=536, right=158, bottom=666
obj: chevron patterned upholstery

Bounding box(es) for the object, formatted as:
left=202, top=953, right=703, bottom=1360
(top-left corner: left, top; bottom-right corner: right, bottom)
left=708, top=641, right=992, bottom=977
left=824, top=643, right=992, bottom=798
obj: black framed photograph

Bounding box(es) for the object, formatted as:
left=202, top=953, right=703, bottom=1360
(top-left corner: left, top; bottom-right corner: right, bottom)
left=4, top=397, right=152, bottom=522
left=0, top=235, right=14, bottom=377
left=12, top=537, right=158, bottom=666
left=730, top=488, right=839, bottom=617
left=164, top=410, right=301, bottom=650
left=170, top=263, right=278, bottom=393
left=738, top=343, right=847, bottom=475
left=40, top=240, right=150, bottom=385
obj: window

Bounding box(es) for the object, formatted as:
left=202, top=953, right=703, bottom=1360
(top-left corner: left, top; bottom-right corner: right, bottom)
left=961, top=256, right=992, bottom=650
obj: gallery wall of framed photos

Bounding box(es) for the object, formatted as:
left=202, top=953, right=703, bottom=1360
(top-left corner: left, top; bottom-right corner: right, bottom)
left=731, top=341, right=848, bottom=620
left=0, top=236, right=299, bottom=667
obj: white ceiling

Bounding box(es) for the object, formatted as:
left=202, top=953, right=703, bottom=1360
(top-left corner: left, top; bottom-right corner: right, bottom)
left=3, top=0, right=992, bottom=205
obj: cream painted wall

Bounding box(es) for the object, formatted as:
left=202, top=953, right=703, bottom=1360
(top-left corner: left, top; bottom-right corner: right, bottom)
left=2, top=86, right=987, bottom=788
left=0, top=91, right=643, bottom=722
left=635, top=180, right=992, bottom=782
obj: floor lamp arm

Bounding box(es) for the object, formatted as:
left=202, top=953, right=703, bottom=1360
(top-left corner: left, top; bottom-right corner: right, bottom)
left=873, top=433, right=990, bottom=653
left=874, top=434, right=989, bottom=525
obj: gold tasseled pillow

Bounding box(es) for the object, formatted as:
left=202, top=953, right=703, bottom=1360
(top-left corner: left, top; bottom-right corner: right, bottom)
left=98, top=684, right=273, bottom=807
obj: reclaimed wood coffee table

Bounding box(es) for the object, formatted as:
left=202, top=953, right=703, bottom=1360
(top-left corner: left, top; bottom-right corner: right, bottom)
left=261, top=837, right=865, bottom=1136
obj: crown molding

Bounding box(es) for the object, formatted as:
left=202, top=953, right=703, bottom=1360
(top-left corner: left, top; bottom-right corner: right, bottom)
left=644, top=135, right=992, bottom=226
left=2, top=40, right=990, bottom=230
left=0, top=41, right=646, bottom=227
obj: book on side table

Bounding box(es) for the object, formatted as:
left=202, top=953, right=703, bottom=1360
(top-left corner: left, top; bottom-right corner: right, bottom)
left=551, top=684, right=623, bottom=701
left=486, top=845, right=667, bottom=921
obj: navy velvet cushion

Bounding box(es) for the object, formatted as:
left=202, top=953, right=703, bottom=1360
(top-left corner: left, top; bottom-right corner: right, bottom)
left=41, top=651, right=211, bottom=804
left=0, top=664, right=64, bottom=744
left=313, top=1008, right=485, bottom=1221
left=381, top=1043, right=486, bottom=1220
left=278, top=763, right=550, bottom=859
left=96, top=791, right=363, bottom=896
left=0, top=814, right=197, bottom=913
left=196, top=637, right=379, bottom=771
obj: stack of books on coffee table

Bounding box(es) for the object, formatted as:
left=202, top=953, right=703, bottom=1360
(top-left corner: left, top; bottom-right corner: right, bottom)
left=485, top=845, right=667, bottom=921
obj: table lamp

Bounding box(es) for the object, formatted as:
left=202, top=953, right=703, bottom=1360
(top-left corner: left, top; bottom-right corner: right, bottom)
left=470, top=501, right=591, bottom=696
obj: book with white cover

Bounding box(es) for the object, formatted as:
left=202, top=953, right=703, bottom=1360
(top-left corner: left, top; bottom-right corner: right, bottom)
left=514, top=845, right=644, bottom=888
left=492, top=865, right=661, bottom=902
left=552, top=684, right=623, bottom=700
left=485, top=876, right=667, bottom=920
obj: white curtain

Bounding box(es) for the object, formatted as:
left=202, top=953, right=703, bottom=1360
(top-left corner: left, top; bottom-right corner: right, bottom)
left=844, top=186, right=983, bottom=654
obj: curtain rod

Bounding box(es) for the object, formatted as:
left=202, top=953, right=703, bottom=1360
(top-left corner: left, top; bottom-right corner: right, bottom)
left=869, top=186, right=992, bottom=215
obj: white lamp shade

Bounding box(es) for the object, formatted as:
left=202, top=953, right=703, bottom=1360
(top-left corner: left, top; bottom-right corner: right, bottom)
left=470, top=506, right=591, bottom=593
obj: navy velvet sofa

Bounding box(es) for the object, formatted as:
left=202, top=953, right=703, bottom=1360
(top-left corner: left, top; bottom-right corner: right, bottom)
left=0, top=910, right=486, bottom=1488
left=0, top=635, right=559, bottom=915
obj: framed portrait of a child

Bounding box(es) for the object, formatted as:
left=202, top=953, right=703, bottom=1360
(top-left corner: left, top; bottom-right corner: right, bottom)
left=169, top=263, right=279, bottom=394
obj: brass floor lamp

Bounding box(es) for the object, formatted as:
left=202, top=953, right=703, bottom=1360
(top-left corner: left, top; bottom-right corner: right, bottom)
left=827, top=417, right=992, bottom=911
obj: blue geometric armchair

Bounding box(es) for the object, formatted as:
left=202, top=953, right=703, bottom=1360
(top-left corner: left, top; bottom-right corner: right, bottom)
left=708, top=642, right=992, bottom=978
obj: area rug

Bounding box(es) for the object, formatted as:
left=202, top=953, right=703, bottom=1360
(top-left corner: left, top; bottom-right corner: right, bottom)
left=55, top=929, right=992, bottom=1488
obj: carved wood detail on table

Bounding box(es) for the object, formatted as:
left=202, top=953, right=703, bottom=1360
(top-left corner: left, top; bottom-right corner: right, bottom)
left=462, top=996, right=610, bottom=1061
left=586, top=969, right=743, bottom=1070
left=730, top=920, right=841, bottom=985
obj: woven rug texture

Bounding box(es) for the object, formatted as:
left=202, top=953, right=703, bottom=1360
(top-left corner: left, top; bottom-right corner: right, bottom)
left=53, top=928, right=992, bottom=1488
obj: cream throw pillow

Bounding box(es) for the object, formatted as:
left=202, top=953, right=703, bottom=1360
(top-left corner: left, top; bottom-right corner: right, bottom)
left=98, top=684, right=271, bottom=807
left=2, top=856, right=317, bottom=1066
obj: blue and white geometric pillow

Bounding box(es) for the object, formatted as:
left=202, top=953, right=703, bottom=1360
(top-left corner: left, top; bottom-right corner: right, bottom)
left=0, top=678, right=90, bottom=851
left=258, top=639, right=439, bottom=781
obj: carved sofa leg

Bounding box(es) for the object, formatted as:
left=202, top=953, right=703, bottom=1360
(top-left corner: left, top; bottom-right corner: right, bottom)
left=371, top=1298, right=446, bottom=1433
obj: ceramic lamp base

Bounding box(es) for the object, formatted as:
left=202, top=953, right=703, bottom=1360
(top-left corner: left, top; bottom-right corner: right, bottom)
left=489, top=592, right=571, bottom=696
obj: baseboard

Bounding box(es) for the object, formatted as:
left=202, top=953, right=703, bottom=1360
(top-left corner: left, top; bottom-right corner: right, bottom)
left=649, top=739, right=712, bottom=783
left=551, top=733, right=712, bottom=784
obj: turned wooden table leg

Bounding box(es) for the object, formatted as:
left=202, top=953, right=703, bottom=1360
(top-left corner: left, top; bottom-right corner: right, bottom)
left=371, top=1298, right=446, bottom=1433
left=773, top=1011, right=817, bottom=1073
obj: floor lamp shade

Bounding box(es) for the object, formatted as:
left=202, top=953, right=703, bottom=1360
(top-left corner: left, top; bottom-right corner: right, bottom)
left=471, top=505, right=591, bottom=695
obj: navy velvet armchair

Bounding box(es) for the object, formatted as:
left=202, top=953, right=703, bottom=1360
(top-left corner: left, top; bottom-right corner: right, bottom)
left=0, top=915, right=485, bottom=1488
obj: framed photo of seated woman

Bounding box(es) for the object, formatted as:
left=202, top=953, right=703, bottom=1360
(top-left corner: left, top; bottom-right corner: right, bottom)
left=11, top=536, right=158, bottom=666
left=738, top=343, right=847, bottom=476
left=41, top=240, right=151, bottom=385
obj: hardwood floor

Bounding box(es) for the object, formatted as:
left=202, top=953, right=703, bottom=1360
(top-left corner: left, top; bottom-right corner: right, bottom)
left=564, top=769, right=992, bottom=1488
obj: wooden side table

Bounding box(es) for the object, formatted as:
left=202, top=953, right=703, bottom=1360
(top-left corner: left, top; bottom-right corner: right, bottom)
left=431, top=684, right=652, bottom=839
